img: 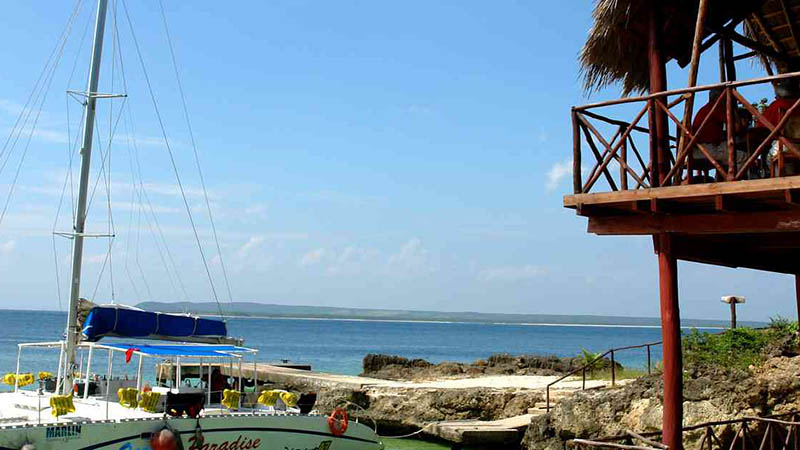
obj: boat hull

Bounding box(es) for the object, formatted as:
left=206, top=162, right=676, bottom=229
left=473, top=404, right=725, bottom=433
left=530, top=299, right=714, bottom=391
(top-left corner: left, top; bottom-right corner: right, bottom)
left=0, top=414, right=383, bottom=450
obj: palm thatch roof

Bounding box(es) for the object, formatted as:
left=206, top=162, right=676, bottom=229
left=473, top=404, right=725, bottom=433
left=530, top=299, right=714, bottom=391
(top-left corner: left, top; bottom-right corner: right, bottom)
left=580, top=0, right=790, bottom=96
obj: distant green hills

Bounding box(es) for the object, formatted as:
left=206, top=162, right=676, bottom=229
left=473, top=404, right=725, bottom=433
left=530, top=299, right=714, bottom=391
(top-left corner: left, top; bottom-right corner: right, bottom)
left=135, top=301, right=764, bottom=328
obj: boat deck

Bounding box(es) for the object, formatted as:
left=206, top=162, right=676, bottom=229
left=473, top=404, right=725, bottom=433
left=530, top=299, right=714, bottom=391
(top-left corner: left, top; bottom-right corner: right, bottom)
left=0, top=391, right=303, bottom=428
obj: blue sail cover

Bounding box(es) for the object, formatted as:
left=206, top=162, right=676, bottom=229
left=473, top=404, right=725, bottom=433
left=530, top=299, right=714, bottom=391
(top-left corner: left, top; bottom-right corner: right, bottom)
left=82, top=306, right=229, bottom=343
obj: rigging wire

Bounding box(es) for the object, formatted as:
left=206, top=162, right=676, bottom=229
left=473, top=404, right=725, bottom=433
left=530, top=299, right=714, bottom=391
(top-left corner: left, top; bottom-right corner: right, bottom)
left=0, top=0, right=84, bottom=229
left=158, top=0, right=235, bottom=307
left=0, top=0, right=85, bottom=169
left=113, top=28, right=190, bottom=304
left=121, top=0, right=223, bottom=317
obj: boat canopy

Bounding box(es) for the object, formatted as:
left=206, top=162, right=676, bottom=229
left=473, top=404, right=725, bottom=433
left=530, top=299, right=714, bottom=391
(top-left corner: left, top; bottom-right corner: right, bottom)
left=81, top=305, right=233, bottom=344
left=97, top=342, right=256, bottom=358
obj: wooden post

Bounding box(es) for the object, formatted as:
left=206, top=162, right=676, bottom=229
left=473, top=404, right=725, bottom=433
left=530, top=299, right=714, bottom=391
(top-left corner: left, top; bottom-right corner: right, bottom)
left=726, top=88, right=736, bottom=180
left=610, top=350, right=616, bottom=386
left=719, top=40, right=727, bottom=82
left=573, top=110, right=583, bottom=193
left=795, top=275, right=800, bottom=327
left=649, top=2, right=668, bottom=186
left=657, top=233, right=683, bottom=450
left=677, top=0, right=710, bottom=185
left=647, top=345, right=652, bottom=375
left=730, top=301, right=737, bottom=329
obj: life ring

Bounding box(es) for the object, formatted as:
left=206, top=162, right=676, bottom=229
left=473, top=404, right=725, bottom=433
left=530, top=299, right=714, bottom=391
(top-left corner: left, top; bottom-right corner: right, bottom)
left=327, top=408, right=348, bottom=436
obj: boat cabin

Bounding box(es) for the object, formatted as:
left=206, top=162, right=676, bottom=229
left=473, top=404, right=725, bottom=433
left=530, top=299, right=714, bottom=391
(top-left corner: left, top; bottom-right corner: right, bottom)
left=1, top=340, right=309, bottom=425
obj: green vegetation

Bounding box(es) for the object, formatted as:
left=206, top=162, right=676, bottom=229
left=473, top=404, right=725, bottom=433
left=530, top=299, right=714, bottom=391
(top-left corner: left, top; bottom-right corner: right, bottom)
left=683, top=317, right=797, bottom=371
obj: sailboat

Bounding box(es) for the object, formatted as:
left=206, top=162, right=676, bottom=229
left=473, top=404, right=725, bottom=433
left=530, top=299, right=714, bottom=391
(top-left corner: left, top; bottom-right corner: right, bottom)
left=0, top=1, right=384, bottom=449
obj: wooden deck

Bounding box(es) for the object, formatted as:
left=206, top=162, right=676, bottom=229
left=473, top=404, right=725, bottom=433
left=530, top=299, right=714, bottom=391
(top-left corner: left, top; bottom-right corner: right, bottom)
left=563, top=176, right=800, bottom=274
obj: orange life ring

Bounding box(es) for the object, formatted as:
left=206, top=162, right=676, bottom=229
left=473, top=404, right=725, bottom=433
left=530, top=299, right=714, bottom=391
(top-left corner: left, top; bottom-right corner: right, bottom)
left=327, top=408, right=349, bottom=436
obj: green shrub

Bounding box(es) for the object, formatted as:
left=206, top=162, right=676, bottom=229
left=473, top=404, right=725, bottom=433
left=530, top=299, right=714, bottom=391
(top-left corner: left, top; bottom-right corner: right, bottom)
left=682, top=319, right=797, bottom=371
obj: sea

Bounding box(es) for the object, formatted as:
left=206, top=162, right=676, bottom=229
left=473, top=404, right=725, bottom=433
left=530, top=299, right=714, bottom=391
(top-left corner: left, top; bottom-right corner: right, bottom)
left=0, top=310, right=713, bottom=449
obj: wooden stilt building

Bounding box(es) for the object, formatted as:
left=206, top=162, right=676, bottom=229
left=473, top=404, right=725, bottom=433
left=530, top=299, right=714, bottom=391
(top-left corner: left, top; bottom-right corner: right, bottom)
left=565, top=1, right=800, bottom=449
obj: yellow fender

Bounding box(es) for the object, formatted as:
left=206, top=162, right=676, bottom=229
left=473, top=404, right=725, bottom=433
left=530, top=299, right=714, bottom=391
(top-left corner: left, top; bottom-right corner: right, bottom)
left=117, top=388, right=139, bottom=409
left=38, top=371, right=54, bottom=380
left=2, top=374, right=15, bottom=386
left=258, top=389, right=298, bottom=407
left=279, top=391, right=298, bottom=408
left=257, top=389, right=280, bottom=406
left=17, top=373, right=35, bottom=387
left=139, top=391, right=161, bottom=413
left=50, top=394, right=76, bottom=417
left=222, top=389, right=240, bottom=410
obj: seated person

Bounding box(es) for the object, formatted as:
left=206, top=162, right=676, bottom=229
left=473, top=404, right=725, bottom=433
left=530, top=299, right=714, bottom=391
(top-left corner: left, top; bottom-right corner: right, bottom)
left=690, top=88, right=747, bottom=171
left=758, top=78, right=800, bottom=174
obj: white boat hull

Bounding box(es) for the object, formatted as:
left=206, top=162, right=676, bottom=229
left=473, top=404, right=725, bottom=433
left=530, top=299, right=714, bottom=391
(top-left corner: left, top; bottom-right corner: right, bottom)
left=0, top=414, right=383, bottom=450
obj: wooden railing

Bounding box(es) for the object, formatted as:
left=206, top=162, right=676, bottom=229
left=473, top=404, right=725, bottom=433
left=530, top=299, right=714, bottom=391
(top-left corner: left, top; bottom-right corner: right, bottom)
left=572, top=71, right=800, bottom=195
left=569, top=413, right=800, bottom=450
left=545, top=341, right=662, bottom=412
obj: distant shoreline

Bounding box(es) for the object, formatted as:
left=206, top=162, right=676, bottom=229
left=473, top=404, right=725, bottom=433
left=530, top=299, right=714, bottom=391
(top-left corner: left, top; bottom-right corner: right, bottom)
left=4, top=305, right=757, bottom=329
left=199, top=314, right=726, bottom=330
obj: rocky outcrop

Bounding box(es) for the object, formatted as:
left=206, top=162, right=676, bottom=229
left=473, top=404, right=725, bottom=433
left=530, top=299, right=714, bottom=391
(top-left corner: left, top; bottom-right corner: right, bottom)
left=362, top=353, right=620, bottom=381
left=522, top=356, right=800, bottom=450
left=316, top=386, right=544, bottom=434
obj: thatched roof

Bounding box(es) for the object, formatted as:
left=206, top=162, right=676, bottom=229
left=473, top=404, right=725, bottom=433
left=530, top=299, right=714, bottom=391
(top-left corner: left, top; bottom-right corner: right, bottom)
left=579, top=0, right=785, bottom=96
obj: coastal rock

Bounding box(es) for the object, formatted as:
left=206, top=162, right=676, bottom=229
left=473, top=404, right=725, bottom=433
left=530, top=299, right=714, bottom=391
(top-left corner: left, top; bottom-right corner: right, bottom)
left=523, top=355, right=800, bottom=450
left=362, top=353, right=621, bottom=381
left=316, top=386, right=544, bottom=434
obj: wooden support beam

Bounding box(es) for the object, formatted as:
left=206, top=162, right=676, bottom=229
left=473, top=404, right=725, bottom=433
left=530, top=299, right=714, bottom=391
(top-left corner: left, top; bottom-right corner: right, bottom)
left=656, top=233, right=683, bottom=450
left=669, top=235, right=800, bottom=274
left=587, top=210, right=800, bottom=235
left=780, top=0, right=800, bottom=57
left=787, top=189, right=799, bottom=206
left=564, top=175, right=800, bottom=208
left=649, top=3, right=668, bottom=186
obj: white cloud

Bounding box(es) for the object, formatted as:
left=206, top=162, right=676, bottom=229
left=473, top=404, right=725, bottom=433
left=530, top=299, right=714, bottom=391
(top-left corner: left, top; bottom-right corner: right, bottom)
left=478, top=264, right=545, bottom=282
left=545, top=160, right=572, bottom=192
left=0, top=240, right=16, bottom=253
left=237, top=236, right=264, bottom=257
left=0, top=99, right=22, bottom=116
left=299, top=248, right=325, bottom=267
left=387, top=237, right=434, bottom=275
left=31, top=129, right=69, bottom=144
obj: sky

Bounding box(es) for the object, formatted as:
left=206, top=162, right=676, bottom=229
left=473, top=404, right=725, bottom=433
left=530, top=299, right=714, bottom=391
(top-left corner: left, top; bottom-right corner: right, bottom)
left=0, top=0, right=795, bottom=322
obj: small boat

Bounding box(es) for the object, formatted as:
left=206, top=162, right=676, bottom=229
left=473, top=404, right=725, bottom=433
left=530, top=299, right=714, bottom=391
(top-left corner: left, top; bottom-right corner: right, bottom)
left=0, top=1, right=384, bottom=449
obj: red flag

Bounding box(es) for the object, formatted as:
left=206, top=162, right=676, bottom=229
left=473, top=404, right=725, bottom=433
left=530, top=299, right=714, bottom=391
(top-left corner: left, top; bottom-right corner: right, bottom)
left=125, top=348, right=138, bottom=363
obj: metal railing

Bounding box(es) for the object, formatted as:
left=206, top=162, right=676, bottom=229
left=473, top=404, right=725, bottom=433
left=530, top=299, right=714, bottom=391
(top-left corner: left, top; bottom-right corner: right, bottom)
left=571, top=71, right=800, bottom=195
left=545, top=341, right=662, bottom=412
left=569, top=413, right=800, bottom=450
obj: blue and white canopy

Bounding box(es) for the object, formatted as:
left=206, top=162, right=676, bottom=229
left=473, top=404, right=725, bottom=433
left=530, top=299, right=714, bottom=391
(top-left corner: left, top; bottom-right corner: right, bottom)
left=81, top=305, right=235, bottom=344
left=96, top=342, right=256, bottom=358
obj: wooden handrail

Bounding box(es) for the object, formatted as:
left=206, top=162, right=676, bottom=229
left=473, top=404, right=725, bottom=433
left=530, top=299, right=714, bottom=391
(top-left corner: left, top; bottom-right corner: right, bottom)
left=573, top=71, right=800, bottom=112
left=572, top=71, right=800, bottom=194
left=546, top=341, right=662, bottom=412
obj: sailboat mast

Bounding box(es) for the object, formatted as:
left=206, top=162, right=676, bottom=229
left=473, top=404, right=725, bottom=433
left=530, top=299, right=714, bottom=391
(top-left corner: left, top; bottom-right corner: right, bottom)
left=64, top=0, right=109, bottom=394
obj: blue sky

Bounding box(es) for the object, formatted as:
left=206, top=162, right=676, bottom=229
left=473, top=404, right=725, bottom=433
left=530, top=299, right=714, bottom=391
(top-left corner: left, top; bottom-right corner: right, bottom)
left=0, top=0, right=795, bottom=322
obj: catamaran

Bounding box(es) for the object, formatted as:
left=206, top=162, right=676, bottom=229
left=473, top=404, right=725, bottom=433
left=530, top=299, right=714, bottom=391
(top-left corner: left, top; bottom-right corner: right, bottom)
left=0, top=1, right=384, bottom=449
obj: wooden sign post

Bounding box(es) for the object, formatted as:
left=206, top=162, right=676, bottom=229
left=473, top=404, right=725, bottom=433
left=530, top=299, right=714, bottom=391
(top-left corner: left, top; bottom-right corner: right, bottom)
left=721, top=296, right=746, bottom=329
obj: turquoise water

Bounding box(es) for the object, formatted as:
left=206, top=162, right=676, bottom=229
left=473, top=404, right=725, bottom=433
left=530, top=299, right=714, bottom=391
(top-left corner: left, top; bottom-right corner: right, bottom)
left=0, top=309, right=679, bottom=378
left=1, top=309, right=698, bottom=449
